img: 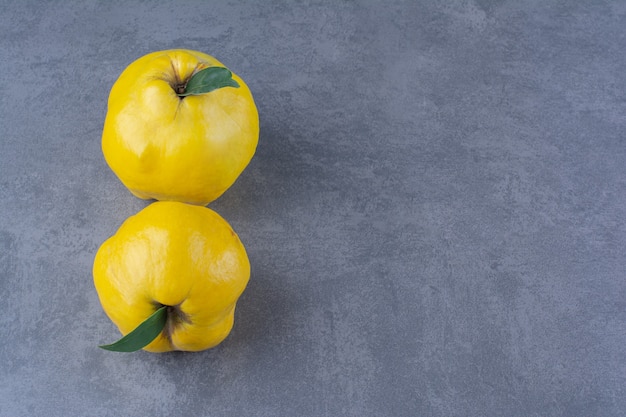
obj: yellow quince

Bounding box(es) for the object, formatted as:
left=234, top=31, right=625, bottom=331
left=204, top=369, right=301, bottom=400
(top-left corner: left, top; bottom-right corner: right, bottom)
left=93, top=201, right=250, bottom=352
left=102, top=49, right=259, bottom=206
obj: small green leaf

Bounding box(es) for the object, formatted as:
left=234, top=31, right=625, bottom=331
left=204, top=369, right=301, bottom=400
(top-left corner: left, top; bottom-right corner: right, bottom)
left=99, top=306, right=168, bottom=352
left=178, top=66, right=240, bottom=97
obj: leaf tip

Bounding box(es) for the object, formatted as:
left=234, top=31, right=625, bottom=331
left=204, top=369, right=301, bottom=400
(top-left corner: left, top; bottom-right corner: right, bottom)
left=97, top=306, right=168, bottom=353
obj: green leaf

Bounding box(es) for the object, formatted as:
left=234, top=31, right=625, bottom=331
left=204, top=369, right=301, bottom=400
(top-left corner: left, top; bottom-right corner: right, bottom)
left=99, top=306, right=168, bottom=352
left=178, top=66, right=240, bottom=97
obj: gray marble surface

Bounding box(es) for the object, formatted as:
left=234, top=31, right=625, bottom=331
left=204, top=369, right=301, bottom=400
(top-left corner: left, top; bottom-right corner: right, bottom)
left=1, top=1, right=625, bottom=416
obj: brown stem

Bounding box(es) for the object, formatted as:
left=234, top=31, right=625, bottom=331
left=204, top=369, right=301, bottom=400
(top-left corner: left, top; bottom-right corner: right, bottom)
left=154, top=302, right=191, bottom=347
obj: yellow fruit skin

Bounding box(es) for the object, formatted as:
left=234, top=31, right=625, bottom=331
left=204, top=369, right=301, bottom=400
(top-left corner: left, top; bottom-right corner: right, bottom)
left=93, top=201, right=250, bottom=352
left=102, top=49, right=259, bottom=206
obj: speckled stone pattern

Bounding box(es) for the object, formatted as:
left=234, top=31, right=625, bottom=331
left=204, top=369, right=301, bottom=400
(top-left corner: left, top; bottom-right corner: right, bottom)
left=0, top=1, right=624, bottom=416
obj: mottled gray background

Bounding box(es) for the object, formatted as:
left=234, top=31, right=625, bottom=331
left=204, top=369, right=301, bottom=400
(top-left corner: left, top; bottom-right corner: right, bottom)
left=0, top=1, right=624, bottom=416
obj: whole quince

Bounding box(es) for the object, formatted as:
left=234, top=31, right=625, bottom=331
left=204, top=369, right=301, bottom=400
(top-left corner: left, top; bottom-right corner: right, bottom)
left=93, top=201, right=250, bottom=352
left=102, top=49, right=259, bottom=206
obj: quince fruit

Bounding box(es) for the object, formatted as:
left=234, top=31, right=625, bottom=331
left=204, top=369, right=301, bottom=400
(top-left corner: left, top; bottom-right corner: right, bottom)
left=102, top=49, right=259, bottom=206
left=93, top=201, right=250, bottom=352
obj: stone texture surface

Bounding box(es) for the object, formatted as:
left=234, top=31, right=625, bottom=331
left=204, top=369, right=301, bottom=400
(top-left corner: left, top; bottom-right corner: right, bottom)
left=1, top=1, right=625, bottom=416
